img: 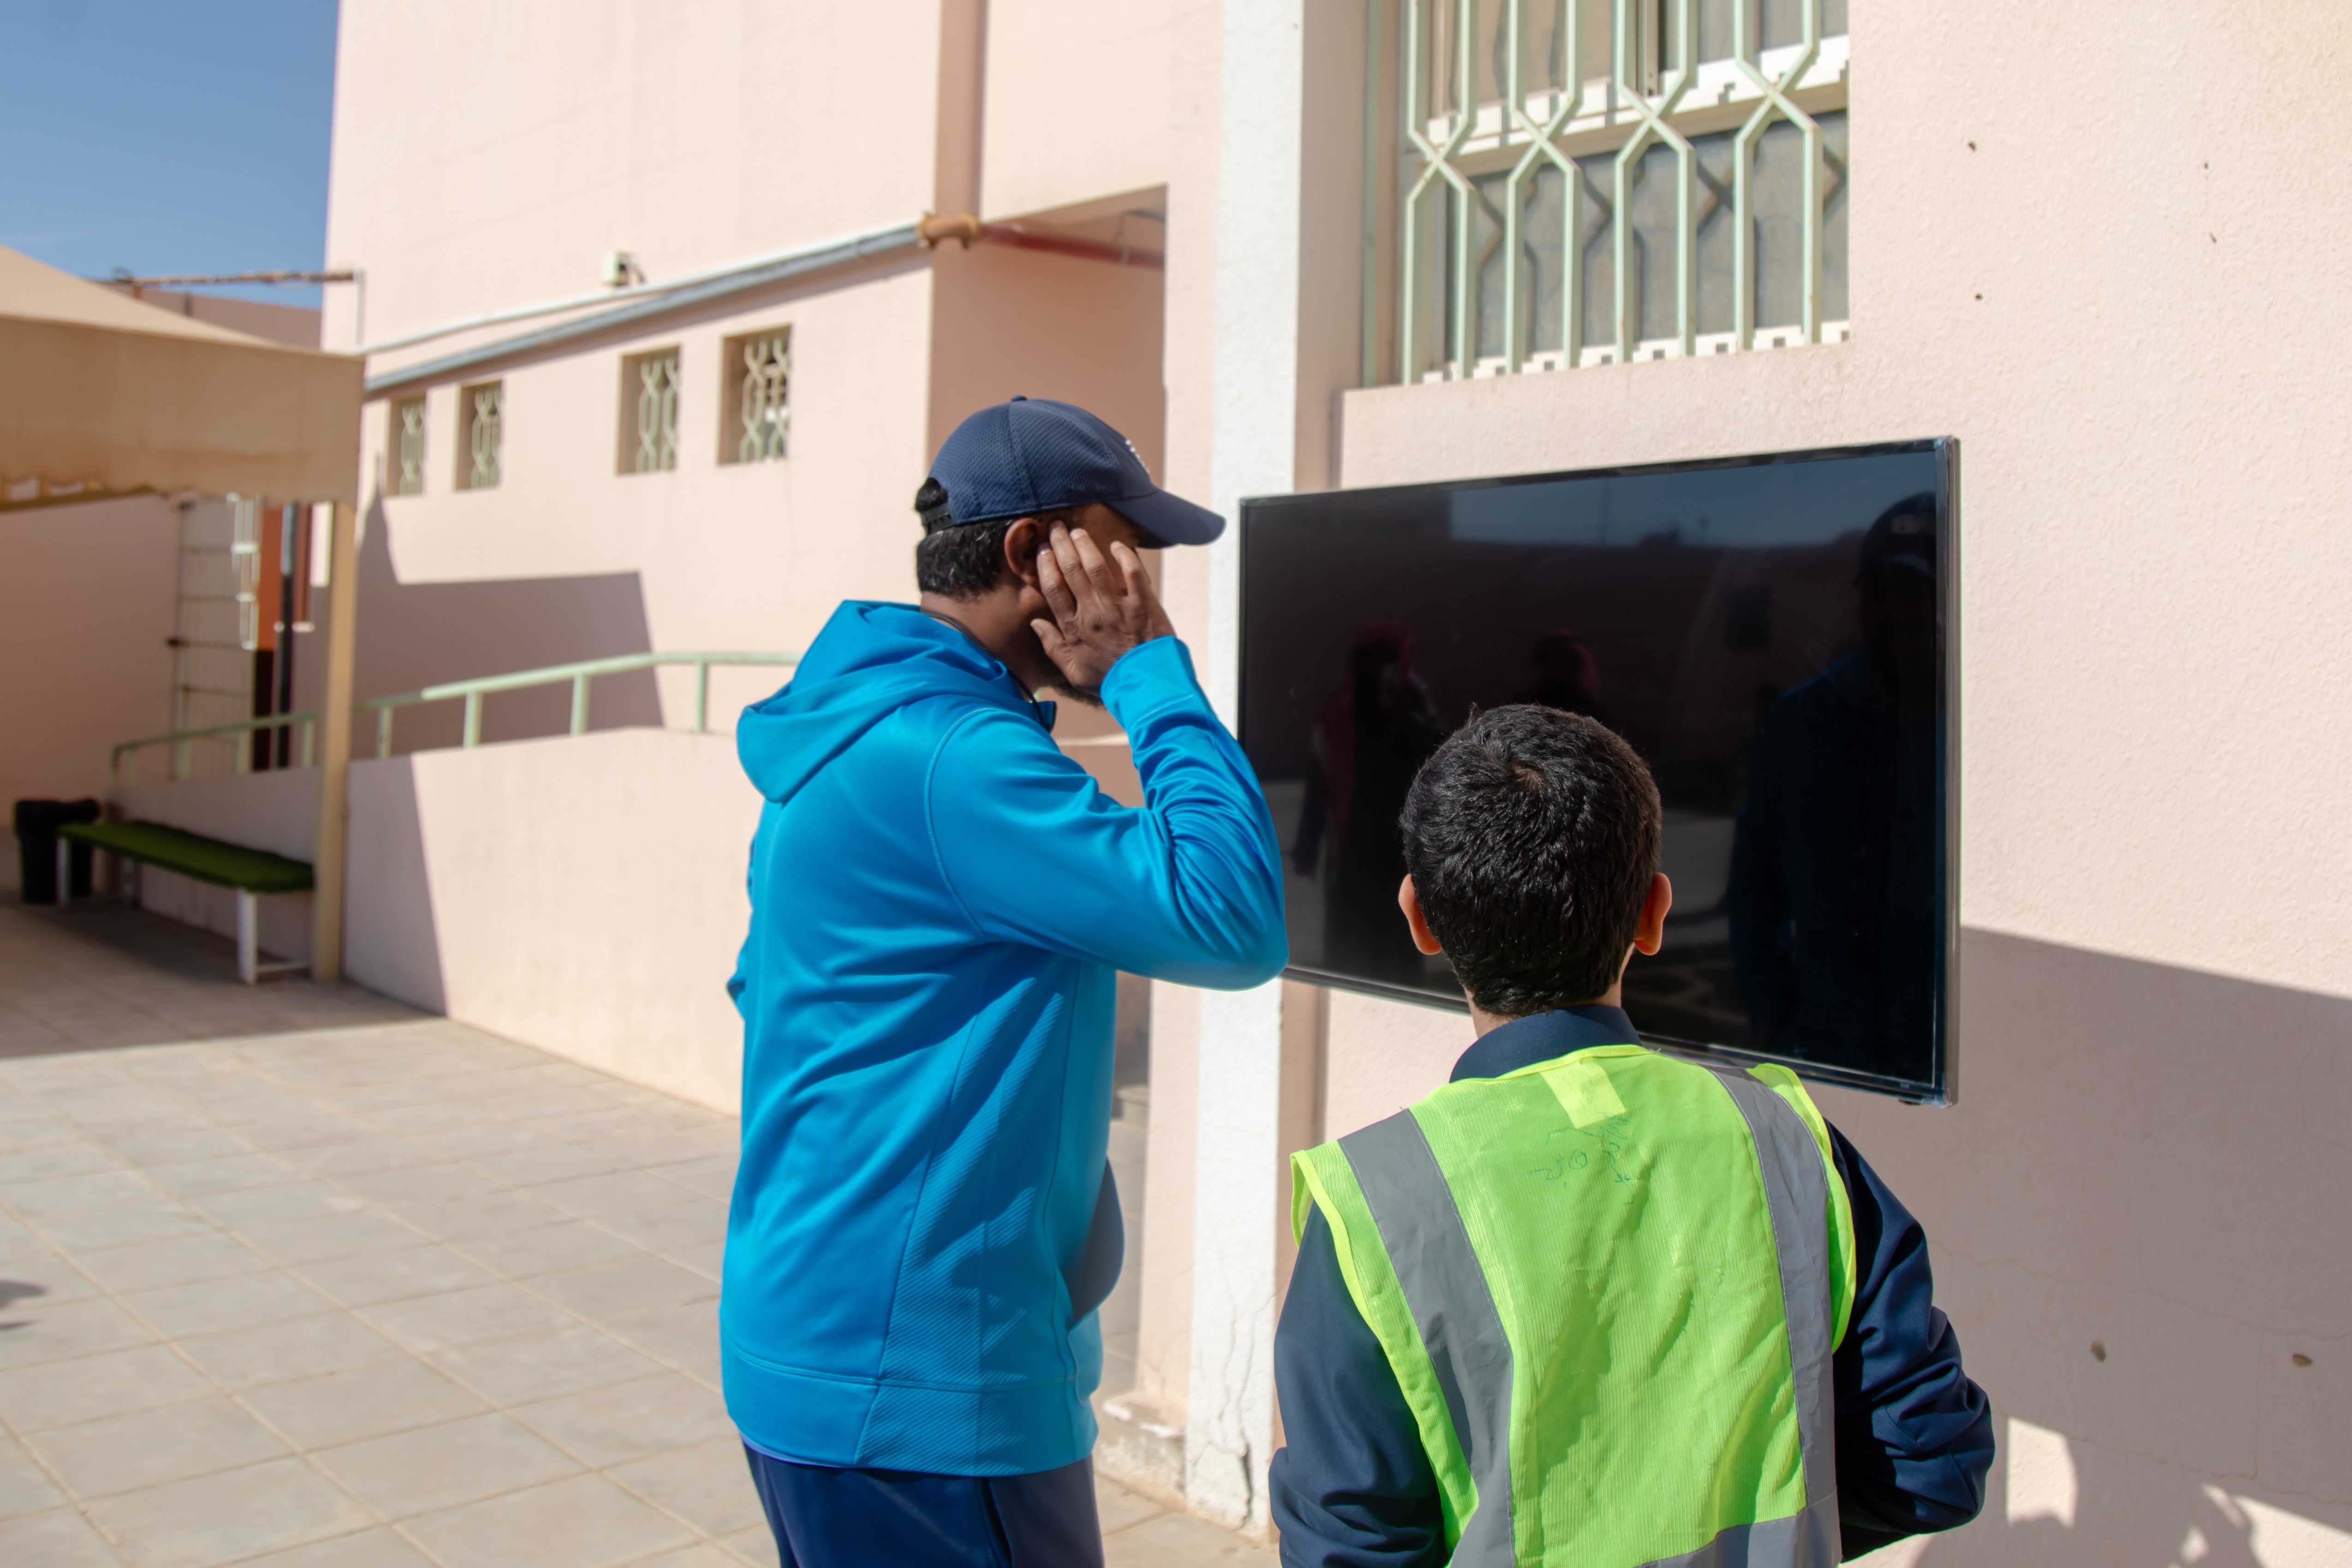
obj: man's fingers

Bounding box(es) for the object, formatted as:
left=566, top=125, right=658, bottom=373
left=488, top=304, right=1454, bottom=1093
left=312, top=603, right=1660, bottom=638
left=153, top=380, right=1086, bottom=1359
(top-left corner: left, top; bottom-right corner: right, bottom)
left=1047, top=524, right=1108, bottom=622
left=1036, top=535, right=1080, bottom=623
left=1109, top=540, right=1177, bottom=642
left=1030, top=618, right=1072, bottom=663
left=1109, top=541, right=1155, bottom=606
left=1068, top=528, right=1123, bottom=603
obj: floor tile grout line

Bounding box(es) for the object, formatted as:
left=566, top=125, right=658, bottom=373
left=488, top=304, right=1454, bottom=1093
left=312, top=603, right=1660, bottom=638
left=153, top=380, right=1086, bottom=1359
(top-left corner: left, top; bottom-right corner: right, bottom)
left=0, top=1023, right=748, bottom=1565
left=158, top=1033, right=742, bottom=1549
left=35, top=1229, right=410, bottom=1564
left=0, top=1036, right=574, bottom=1566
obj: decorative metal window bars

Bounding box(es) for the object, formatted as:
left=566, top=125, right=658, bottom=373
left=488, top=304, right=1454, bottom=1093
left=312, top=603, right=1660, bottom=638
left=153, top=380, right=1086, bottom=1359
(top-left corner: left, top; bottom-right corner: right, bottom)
left=1379, top=0, right=1849, bottom=383
left=629, top=350, right=681, bottom=473
left=731, top=330, right=790, bottom=464
left=392, top=397, right=427, bottom=495
left=461, top=381, right=504, bottom=490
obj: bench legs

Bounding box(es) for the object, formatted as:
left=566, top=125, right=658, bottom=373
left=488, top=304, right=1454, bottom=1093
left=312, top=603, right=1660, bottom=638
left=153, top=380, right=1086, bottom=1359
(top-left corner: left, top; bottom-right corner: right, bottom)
left=237, top=890, right=260, bottom=986
left=59, top=846, right=290, bottom=986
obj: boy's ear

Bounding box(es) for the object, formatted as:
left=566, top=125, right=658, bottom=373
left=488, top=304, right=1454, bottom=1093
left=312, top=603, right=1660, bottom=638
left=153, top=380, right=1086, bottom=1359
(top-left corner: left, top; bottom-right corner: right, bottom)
left=1632, top=872, right=1673, bottom=956
left=1398, top=876, right=1446, bottom=957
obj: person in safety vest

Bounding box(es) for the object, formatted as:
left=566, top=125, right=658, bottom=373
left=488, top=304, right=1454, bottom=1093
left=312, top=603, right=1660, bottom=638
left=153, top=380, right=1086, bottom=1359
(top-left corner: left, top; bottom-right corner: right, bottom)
left=725, top=398, right=1287, bottom=1566
left=1270, top=705, right=1991, bottom=1567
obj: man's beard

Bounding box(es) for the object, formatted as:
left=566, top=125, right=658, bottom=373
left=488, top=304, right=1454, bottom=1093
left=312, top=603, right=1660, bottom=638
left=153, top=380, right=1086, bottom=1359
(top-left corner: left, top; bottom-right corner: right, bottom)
left=1040, top=680, right=1106, bottom=709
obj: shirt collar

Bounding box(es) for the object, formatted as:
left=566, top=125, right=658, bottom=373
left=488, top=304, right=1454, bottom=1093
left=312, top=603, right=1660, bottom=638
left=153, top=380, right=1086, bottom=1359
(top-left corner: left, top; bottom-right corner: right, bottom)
left=1449, top=1004, right=1642, bottom=1082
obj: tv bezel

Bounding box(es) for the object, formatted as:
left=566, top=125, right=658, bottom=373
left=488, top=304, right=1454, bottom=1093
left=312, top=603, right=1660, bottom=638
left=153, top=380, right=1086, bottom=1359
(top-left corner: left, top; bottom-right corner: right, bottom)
left=1237, top=436, right=1960, bottom=1106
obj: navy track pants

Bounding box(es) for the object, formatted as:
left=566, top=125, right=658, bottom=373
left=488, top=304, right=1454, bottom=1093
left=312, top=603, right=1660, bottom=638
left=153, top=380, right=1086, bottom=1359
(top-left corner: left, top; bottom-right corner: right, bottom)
left=742, top=1446, right=1105, bottom=1568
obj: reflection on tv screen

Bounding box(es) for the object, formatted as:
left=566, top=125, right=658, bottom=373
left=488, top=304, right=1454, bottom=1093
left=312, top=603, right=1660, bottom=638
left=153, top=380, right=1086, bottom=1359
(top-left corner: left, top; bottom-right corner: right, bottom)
left=1239, top=441, right=1953, bottom=1101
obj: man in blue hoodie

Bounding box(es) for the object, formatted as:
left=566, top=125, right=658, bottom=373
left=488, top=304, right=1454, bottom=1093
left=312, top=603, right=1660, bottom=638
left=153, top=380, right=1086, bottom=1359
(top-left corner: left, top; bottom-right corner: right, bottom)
left=725, top=398, right=1289, bottom=1566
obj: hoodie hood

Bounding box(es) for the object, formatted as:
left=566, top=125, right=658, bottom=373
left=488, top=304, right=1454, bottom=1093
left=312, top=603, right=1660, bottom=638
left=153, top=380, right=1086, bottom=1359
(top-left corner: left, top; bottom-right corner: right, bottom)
left=737, top=601, right=1042, bottom=807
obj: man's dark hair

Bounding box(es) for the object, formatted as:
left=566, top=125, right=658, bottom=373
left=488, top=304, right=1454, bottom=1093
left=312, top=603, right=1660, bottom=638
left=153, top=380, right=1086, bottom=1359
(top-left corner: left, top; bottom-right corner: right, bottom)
left=1400, top=704, right=1662, bottom=1016
left=913, top=476, right=1097, bottom=598
left=912, top=477, right=1165, bottom=598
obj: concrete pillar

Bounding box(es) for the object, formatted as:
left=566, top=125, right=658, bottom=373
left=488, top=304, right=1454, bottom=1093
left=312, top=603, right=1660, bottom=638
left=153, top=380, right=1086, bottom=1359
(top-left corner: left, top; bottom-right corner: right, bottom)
left=1183, top=0, right=1363, bottom=1534
left=309, top=501, right=360, bottom=982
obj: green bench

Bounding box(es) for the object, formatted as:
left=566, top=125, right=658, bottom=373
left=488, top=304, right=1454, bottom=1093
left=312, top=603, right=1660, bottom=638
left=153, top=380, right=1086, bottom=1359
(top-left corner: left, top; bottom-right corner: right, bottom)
left=56, top=821, right=314, bottom=985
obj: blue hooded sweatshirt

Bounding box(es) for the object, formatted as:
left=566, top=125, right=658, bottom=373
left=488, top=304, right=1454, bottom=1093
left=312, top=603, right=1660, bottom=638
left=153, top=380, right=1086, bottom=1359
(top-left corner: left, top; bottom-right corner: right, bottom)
left=723, top=601, right=1287, bottom=1476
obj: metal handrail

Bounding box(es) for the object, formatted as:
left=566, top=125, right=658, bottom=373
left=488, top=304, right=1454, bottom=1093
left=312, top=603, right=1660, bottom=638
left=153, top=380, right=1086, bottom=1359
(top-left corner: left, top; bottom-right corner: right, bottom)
left=109, top=713, right=323, bottom=787
left=110, top=651, right=799, bottom=786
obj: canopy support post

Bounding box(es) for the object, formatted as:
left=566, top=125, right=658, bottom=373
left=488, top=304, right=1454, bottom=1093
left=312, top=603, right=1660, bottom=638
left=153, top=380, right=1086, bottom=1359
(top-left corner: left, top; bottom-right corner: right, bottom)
left=310, top=502, right=360, bottom=982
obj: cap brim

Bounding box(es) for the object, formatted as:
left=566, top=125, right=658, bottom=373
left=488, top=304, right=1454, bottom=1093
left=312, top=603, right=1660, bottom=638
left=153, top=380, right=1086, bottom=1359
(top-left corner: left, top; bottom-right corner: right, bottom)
left=1113, top=486, right=1226, bottom=546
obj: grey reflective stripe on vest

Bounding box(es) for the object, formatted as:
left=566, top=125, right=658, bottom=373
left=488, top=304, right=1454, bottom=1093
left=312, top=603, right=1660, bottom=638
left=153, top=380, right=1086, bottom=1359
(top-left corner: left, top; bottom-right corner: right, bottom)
left=1694, top=1061, right=1841, bottom=1563
left=1635, top=1491, right=1842, bottom=1568
left=1338, top=1111, right=1518, bottom=1568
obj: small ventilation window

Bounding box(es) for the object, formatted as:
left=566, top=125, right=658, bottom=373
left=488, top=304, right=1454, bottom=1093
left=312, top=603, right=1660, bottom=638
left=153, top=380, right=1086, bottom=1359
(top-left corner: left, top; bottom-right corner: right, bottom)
left=620, top=348, right=681, bottom=475
left=390, top=396, right=427, bottom=496
left=457, top=380, right=503, bottom=491
left=721, top=327, right=790, bottom=464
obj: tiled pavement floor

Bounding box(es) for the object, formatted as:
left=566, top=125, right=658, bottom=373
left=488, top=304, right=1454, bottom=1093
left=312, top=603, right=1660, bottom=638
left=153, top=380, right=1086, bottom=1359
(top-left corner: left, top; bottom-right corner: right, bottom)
left=0, top=894, right=1271, bottom=1566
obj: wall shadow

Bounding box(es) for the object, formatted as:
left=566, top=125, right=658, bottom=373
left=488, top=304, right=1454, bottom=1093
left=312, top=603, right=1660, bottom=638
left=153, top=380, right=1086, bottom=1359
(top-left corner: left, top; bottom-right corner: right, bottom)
left=343, top=754, right=447, bottom=1016
left=1817, top=927, right=2352, bottom=1564
left=319, top=495, right=662, bottom=754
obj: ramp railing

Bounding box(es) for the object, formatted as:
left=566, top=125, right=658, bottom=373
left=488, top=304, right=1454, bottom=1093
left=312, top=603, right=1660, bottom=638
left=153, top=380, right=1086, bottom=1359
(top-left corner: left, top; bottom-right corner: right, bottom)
left=110, top=650, right=801, bottom=786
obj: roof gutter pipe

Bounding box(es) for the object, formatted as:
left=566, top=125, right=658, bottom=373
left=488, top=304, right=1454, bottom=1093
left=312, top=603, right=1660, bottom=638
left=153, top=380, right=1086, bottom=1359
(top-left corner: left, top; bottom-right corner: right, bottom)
left=356, top=221, right=926, bottom=360
left=363, top=224, right=924, bottom=397
left=360, top=212, right=1163, bottom=398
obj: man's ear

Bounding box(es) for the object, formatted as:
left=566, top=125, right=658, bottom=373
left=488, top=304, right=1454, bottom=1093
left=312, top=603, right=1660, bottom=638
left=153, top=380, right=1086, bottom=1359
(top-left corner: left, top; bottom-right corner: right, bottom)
left=1398, top=875, right=1446, bottom=957
left=1632, top=872, right=1672, bottom=956
left=1002, top=516, right=1045, bottom=590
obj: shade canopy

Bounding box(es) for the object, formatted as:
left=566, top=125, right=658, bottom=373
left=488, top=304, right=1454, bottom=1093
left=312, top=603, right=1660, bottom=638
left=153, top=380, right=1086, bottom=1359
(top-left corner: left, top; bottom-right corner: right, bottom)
left=0, top=243, right=362, bottom=508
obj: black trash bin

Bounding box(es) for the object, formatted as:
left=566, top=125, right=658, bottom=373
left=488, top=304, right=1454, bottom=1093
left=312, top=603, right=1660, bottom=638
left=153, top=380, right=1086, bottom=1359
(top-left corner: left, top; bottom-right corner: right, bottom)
left=14, top=799, right=101, bottom=905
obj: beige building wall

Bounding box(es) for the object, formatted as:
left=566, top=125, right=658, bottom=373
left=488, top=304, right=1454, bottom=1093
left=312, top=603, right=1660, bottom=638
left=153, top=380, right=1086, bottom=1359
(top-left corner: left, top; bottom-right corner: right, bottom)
left=0, top=495, right=180, bottom=818
left=981, top=0, right=1172, bottom=220
left=1288, top=0, right=2352, bottom=1561
left=343, top=729, right=761, bottom=1112
left=328, top=261, right=937, bottom=746
left=320, top=0, right=1181, bottom=738
left=321, top=0, right=944, bottom=349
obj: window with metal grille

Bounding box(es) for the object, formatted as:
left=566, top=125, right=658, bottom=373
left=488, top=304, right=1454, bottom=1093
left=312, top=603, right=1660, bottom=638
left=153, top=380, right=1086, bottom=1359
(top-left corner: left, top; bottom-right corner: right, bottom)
left=619, top=349, right=682, bottom=474
left=1370, top=0, right=1849, bottom=383
left=390, top=397, right=427, bottom=495
left=721, top=328, right=790, bottom=464
left=457, top=380, right=504, bottom=490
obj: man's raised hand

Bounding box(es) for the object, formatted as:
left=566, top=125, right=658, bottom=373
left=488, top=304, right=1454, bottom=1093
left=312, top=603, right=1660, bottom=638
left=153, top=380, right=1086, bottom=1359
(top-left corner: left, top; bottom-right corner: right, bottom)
left=1031, top=523, right=1176, bottom=694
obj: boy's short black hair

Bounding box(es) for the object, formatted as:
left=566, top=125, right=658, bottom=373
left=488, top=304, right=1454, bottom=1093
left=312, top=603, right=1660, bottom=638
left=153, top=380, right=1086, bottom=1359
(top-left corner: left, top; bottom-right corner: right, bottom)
left=1400, top=704, right=1662, bottom=1016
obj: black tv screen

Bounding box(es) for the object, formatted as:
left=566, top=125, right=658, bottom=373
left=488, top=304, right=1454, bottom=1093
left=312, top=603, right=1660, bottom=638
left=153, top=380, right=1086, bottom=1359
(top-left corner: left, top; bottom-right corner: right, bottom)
left=1238, top=440, right=1955, bottom=1103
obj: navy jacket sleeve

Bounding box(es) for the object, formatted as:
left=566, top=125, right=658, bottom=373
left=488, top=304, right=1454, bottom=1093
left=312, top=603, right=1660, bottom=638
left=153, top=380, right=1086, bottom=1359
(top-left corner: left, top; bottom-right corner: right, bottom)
left=1270, top=1207, right=1447, bottom=1568
left=1826, top=1127, right=1996, bottom=1555
left=1270, top=1126, right=1993, bottom=1565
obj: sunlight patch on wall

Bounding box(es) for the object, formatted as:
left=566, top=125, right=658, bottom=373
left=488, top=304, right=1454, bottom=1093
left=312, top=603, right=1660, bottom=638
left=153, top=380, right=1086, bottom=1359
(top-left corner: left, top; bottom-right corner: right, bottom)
left=2006, top=1417, right=2080, bottom=1528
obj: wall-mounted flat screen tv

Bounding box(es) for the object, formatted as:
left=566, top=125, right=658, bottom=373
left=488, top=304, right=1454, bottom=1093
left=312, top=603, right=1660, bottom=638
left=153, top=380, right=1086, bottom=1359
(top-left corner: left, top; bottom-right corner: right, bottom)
left=1238, top=440, right=1956, bottom=1103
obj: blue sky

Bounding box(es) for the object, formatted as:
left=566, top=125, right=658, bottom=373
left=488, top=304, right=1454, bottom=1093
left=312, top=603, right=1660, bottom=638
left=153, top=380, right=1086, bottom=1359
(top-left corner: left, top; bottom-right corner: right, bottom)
left=0, top=0, right=340, bottom=304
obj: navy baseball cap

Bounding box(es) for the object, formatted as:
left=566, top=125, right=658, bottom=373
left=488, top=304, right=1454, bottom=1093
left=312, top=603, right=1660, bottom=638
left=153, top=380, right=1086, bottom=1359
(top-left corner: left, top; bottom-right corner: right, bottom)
left=921, top=397, right=1224, bottom=546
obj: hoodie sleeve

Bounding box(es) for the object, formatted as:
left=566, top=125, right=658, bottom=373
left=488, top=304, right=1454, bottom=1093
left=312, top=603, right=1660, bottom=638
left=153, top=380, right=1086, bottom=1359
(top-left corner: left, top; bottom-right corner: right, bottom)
left=926, top=636, right=1289, bottom=989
